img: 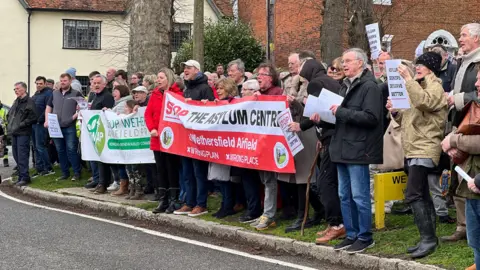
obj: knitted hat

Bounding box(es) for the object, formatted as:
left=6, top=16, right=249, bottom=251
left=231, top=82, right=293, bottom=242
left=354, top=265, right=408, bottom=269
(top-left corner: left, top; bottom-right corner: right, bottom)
left=66, top=67, right=77, bottom=78
left=415, top=52, right=442, bottom=76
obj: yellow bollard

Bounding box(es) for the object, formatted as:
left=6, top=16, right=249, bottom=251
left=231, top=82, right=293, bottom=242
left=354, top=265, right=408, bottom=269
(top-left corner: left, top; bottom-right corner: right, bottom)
left=374, top=171, right=408, bottom=229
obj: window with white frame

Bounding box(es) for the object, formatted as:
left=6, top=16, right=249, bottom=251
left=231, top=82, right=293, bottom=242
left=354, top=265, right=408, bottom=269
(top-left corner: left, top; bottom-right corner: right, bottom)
left=172, top=23, right=192, bottom=52
left=63, top=20, right=101, bottom=50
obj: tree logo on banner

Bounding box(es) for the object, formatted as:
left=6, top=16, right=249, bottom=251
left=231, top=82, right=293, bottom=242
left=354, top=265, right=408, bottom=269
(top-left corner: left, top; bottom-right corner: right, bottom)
left=87, top=114, right=106, bottom=156
left=160, top=127, right=174, bottom=149
left=274, top=142, right=289, bottom=169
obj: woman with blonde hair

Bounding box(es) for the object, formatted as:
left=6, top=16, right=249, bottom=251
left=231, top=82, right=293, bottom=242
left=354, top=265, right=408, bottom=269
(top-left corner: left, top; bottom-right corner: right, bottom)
left=142, top=74, right=157, bottom=94
left=146, top=68, right=184, bottom=214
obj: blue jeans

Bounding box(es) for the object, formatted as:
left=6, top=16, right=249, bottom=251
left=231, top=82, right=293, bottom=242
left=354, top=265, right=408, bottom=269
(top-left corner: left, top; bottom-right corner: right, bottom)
left=337, top=163, right=372, bottom=242
left=179, top=168, right=186, bottom=202
left=53, top=126, right=81, bottom=177
left=32, top=124, right=52, bottom=172
left=12, top=135, right=31, bottom=182
left=183, top=157, right=208, bottom=208
left=218, top=181, right=234, bottom=212
left=466, top=199, right=480, bottom=267
left=90, top=161, right=99, bottom=184
left=111, top=164, right=128, bottom=183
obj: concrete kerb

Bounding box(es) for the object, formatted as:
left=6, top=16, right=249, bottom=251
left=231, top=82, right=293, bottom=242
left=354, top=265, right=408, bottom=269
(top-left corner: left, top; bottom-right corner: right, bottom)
left=9, top=184, right=442, bottom=270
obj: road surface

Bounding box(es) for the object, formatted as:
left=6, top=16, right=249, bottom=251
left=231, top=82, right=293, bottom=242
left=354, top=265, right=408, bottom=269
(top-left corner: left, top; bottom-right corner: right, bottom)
left=0, top=190, right=349, bottom=270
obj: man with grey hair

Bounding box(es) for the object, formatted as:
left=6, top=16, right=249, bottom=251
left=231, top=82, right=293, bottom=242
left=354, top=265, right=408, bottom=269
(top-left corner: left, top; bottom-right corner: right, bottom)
left=441, top=22, right=480, bottom=243
left=228, top=59, right=248, bottom=95
left=328, top=48, right=383, bottom=253
left=283, top=53, right=308, bottom=103
left=430, top=45, right=456, bottom=92
left=8, top=82, right=37, bottom=186
left=45, top=73, right=83, bottom=182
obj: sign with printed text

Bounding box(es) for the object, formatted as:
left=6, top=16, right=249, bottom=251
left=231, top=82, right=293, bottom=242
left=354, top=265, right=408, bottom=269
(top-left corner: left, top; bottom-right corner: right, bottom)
left=47, top=113, right=63, bottom=138
left=366, top=23, right=381, bottom=59
left=81, top=108, right=155, bottom=164
left=385, top=60, right=410, bottom=109
left=158, top=92, right=295, bottom=173
left=277, top=108, right=304, bottom=156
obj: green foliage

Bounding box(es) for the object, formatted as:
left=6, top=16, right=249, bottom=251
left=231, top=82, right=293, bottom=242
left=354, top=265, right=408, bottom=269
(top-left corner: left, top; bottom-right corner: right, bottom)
left=173, top=18, right=265, bottom=74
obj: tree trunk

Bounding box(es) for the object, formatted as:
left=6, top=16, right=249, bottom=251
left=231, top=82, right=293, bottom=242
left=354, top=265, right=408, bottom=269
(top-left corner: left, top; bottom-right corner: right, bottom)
left=347, top=0, right=374, bottom=52
left=127, top=0, right=174, bottom=74
left=193, top=0, right=205, bottom=71
left=320, top=0, right=347, bottom=64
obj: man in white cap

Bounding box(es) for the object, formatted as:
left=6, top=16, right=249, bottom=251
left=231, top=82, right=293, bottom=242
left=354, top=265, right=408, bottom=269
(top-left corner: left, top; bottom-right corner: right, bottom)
left=174, top=59, right=214, bottom=217
left=132, top=85, right=150, bottom=107
left=66, top=67, right=83, bottom=93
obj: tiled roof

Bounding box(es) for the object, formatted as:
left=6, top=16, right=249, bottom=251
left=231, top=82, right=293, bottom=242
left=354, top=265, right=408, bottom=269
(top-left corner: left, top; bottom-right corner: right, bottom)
left=23, top=0, right=127, bottom=13
left=212, top=0, right=233, bottom=17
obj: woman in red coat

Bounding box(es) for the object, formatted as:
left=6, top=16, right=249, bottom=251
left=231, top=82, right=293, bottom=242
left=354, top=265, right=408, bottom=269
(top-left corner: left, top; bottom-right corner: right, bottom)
left=145, top=67, right=183, bottom=214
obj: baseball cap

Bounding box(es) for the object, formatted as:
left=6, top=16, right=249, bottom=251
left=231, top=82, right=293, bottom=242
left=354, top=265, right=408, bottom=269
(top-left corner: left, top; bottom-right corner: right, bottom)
left=132, top=86, right=148, bottom=93
left=181, top=60, right=201, bottom=71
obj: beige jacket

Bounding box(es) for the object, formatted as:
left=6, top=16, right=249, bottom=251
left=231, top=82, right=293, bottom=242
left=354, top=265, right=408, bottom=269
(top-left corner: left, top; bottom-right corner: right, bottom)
left=394, top=74, right=448, bottom=165
left=282, top=74, right=308, bottom=104
left=374, top=118, right=404, bottom=171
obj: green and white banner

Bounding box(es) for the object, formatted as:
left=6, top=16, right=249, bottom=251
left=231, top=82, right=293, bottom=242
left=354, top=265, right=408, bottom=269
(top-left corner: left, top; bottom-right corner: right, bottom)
left=80, top=108, right=155, bottom=164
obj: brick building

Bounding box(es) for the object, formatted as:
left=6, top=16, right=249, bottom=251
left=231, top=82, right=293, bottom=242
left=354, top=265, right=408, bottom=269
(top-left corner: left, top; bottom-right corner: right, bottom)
left=236, top=0, right=480, bottom=69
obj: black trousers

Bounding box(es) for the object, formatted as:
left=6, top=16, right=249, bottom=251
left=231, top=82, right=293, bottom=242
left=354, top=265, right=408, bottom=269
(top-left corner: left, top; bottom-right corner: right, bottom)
left=296, top=183, right=324, bottom=219
left=405, top=165, right=433, bottom=204
left=154, top=151, right=180, bottom=190
left=98, top=162, right=112, bottom=186
left=316, top=144, right=343, bottom=226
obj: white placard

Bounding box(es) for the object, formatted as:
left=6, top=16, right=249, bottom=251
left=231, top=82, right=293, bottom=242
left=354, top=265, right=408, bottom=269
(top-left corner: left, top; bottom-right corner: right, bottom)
left=69, top=97, right=88, bottom=110
left=277, top=108, right=304, bottom=156
left=303, top=89, right=344, bottom=124
left=385, top=60, right=410, bottom=109
left=366, top=23, right=381, bottom=59
left=47, top=113, right=63, bottom=138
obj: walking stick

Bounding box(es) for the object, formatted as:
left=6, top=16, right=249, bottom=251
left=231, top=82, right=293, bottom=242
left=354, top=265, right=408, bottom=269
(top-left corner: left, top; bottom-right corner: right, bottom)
left=301, top=148, right=321, bottom=236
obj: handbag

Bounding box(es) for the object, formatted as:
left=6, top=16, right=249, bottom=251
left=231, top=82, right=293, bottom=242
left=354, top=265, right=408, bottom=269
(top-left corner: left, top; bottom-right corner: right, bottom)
left=457, top=101, right=480, bottom=135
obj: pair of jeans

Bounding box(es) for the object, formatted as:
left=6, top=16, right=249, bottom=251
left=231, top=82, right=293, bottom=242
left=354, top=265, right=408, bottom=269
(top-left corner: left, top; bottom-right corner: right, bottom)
left=32, top=124, right=52, bottom=172
left=154, top=151, right=180, bottom=190
left=53, top=126, right=81, bottom=177
left=179, top=167, right=186, bottom=202
left=12, top=135, right=31, bottom=182
left=241, top=168, right=262, bottom=217
left=318, top=147, right=343, bottom=226
left=218, top=181, right=234, bottom=212
left=183, top=157, right=208, bottom=208
left=466, top=199, right=480, bottom=267
left=337, top=163, right=372, bottom=242
left=258, top=171, right=277, bottom=219
left=111, top=164, right=128, bottom=183
left=90, top=161, right=99, bottom=184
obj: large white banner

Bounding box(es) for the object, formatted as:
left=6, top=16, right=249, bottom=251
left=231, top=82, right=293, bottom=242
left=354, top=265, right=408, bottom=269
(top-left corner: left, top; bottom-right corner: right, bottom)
left=81, top=108, right=155, bottom=164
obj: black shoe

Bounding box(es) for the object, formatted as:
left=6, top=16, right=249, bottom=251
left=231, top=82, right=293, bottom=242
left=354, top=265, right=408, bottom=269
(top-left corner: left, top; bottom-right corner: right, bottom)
left=84, top=181, right=98, bottom=189
left=239, top=214, right=261, bottom=223
left=152, top=189, right=168, bottom=214
left=41, top=170, right=55, bottom=176
left=305, top=211, right=324, bottom=227
left=285, top=218, right=312, bottom=233
left=410, top=200, right=438, bottom=259
left=71, top=174, right=81, bottom=182
left=15, top=180, right=30, bottom=187
left=392, top=206, right=412, bottom=215
left=407, top=243, right=420, bottom=254
left=346, top=239, right=375, bottom=254
left=215, top=208, right=236, bottom=219
left=165, top=189, right=181, bottom=214
left=333, top=238, right=356, bottom=251
left=31, top=172, right=41, bottom=179
left=3, top=159, right=9, bottom=167
left=439, top=215, right=456, bottom=224
left=56, top=175, right=69, bottom=181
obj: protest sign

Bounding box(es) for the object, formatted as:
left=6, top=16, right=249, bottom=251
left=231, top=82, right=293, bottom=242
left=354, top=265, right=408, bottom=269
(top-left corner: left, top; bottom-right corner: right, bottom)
left=276, top=108, right=304, bottom=156
left=69, top=97, right=88, bottom=110
left=303, top=89, right=344, bottom=124
left=47, top=113, right=63, bottom=138
left=366, top=23, right=381, bottom=59
left=385, top=60, right=410, bottom=109
left=158, top=92, right=295, bottom=173
left=81, top=107, right=155, bottom=164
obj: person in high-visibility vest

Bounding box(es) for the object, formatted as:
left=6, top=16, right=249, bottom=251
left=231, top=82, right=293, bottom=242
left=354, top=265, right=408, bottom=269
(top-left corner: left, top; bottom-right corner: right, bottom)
left=0, top=101, right=9, bottom=167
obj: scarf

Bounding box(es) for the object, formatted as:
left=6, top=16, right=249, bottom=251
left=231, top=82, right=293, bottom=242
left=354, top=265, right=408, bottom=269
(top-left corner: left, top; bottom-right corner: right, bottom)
left=453, top=47, right=480, bottom=94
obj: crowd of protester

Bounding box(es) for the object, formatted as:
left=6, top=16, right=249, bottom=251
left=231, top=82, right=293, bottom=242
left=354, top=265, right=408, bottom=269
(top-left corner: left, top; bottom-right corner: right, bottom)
left=2, top=22, right=480, bottom=269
